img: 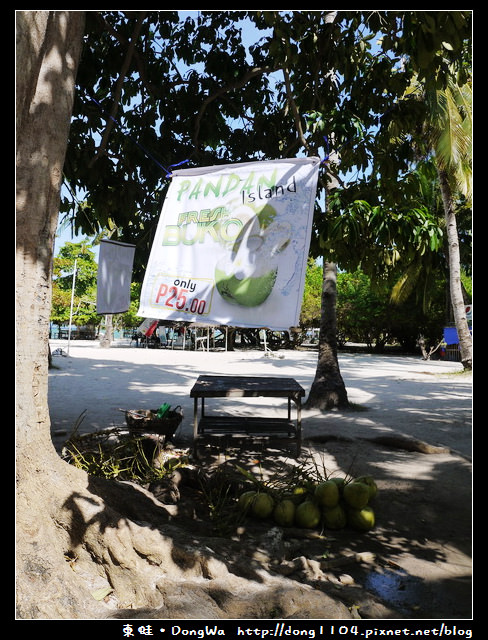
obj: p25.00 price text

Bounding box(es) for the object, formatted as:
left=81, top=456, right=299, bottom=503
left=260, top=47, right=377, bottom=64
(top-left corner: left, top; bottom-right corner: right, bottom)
left=154, top=281, right=209, bottom=315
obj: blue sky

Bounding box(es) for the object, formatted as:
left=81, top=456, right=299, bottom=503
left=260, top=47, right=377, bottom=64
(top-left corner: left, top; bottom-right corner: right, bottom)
left=54, top=215, right=88, bottom=253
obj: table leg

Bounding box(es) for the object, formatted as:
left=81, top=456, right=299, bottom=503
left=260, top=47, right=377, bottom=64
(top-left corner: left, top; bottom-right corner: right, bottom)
left=193, top=397, right=199, bottom=438
left=192, top=397, right=201, bottom=459
left=296, top=396, right=302, bottom=457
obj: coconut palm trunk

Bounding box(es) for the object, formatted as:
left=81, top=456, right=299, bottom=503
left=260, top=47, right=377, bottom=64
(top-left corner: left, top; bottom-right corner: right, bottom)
left=438, top=168, right=472, bottom=370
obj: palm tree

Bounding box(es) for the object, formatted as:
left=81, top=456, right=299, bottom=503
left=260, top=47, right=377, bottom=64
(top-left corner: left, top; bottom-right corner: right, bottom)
left=424, top=78, right=472, bottom=369
left=387, top=73, right=472, bottom=369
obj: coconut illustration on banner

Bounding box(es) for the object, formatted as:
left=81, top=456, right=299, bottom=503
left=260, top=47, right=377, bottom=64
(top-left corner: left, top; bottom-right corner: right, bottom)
left=137, top=157, right=320, bottom=331
left=215, top=203, right=291, bottom=307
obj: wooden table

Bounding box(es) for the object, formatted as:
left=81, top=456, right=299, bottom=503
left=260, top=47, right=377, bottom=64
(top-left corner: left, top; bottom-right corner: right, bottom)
left=190, top=375, right=305, bottom=457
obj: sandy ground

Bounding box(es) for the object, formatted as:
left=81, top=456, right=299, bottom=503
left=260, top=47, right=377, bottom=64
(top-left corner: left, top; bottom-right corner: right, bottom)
left=48, top=339, right=473, bottom=619
left=48, top=339, right=471, bottom=458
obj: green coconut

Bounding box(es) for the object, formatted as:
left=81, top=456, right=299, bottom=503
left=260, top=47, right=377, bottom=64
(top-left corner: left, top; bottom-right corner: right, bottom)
left=314, top=480, right=340, bottom=508
left=237, top=490, right=257, bottom=512
left=251, top=492, right=274, bottom=519
left=287, top=486, right=310, bottom=504
left=294, top=501, right=321, bottom=529
left=273, top=499, right=296, bottom=527
left=347, top=505, right=376, bottom=531
left=329, top=477, right=346, bottom=493
left=354, top=475, right=378, bottom=500
left=343, top=481, right=370, bottom=509
left=322, top=504, right=347, bottom=530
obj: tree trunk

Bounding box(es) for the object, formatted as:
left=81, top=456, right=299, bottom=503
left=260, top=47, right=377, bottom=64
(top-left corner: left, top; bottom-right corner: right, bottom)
left=305, top=261, right=349, bottom=409
left=438, top=169, right=472, bottom=370
left=16, top=10, right=95, bottom=617
left=100, top=314, right=113, bottom=347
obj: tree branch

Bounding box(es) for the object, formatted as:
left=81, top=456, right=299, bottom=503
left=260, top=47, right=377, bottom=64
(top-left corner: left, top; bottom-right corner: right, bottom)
left=282, top=65, right=310, bottom=152
left=192, top=65, right=278, bottom=151
left=89, top=12, right=147, bottom=167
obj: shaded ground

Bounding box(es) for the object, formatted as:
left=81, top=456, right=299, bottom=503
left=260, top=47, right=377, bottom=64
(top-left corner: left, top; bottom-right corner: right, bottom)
left=48, top=341, right=472, bottom=620
left=127, top=436, right=471, bottom=620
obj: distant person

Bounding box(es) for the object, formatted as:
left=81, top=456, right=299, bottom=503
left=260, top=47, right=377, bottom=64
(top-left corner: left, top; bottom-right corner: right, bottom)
left=132, top=331, right=142, bottom=347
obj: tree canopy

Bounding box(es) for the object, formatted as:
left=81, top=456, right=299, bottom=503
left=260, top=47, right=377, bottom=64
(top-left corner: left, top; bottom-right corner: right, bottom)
left=61, top=11, right=471, bottom=280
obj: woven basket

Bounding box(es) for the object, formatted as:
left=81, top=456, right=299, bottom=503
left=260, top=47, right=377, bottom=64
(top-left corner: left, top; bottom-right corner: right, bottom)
left=125, top=406, right=183, bottom=436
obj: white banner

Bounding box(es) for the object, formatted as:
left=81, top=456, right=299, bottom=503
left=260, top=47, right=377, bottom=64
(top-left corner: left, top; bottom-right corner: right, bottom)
left=97, top=239, right=136, bottom=314
left=138, top=157, right=320, bottom=330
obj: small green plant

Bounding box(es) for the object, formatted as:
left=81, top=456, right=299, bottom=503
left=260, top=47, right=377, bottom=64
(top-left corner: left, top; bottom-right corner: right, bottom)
left=197, top=466, right=248, bottom=536
left=62, top=430, right=178, bottom=484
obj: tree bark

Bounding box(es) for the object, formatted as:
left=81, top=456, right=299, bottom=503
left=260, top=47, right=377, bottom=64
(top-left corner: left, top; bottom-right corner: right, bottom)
left=305, top=261, right=349, bottom=409
left=100, top=314, right=113, bottom=347
left=16, top=10, right=91, bottom=617
left=16, top=9, right=86, bottom=468
left=438, top=169, right=472, bottom=370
